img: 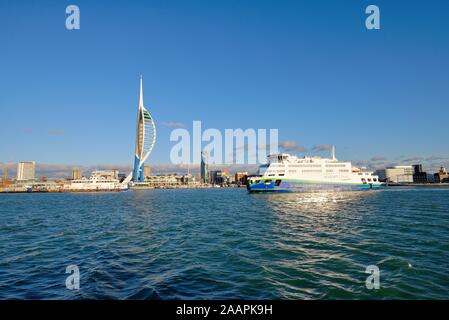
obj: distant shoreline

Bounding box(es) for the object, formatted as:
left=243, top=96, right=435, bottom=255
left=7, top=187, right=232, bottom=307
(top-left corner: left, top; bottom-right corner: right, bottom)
left=384, top=183, right=449, bottom=187
left=0, top=185, right=247, bottom=194
left=3, top=184, right=449, bottom=193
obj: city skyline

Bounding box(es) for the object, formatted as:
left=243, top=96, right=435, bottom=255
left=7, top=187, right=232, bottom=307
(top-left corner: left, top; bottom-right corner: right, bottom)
left=1, top=0, right=449, bottom=173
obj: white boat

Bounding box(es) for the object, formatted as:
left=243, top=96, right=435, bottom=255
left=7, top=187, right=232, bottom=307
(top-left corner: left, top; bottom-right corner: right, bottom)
left=63, top=170, right=128, bottom=191
left=247, top=147, right=381, bottom=193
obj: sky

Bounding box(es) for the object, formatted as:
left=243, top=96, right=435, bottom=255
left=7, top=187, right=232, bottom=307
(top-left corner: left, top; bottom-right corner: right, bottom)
left=1, top=0, right=449, bottom=177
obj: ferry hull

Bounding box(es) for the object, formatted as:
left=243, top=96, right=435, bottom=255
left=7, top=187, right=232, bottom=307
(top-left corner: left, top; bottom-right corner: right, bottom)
left=247, top=180, right=381, bottom=193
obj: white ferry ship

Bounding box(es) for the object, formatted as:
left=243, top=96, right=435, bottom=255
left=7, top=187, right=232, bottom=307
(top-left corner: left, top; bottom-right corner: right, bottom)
left=63, top=170, right=128, bottom=192
left=247, top=147, right=381, bottom=193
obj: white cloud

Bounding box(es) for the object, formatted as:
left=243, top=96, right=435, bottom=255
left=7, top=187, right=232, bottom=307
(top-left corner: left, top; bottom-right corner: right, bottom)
left=279, top=140, right=306, bottom=152
left=161, top=121, right=186, bottom=129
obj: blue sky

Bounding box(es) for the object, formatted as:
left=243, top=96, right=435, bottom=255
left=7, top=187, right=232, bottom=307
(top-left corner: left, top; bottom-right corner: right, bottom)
left=1, top=0, right=449, bottom=174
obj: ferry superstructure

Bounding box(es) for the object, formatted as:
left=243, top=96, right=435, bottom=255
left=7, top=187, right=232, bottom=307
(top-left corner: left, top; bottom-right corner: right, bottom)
left=247, top=149, right=381, bottom=193
left=63, top=171, right=128, bottom=191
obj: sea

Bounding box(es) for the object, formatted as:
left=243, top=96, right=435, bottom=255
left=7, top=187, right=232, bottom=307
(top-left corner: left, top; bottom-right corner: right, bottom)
left=0, top=187, right=448, bottom=299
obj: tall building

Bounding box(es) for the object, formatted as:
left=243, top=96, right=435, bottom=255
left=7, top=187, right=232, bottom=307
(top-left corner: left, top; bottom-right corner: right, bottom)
left=17, top=161, right=35, bottom=181
left=412, top=164, right=428, bottom=183
left=200, top=151, right=209, bottom=183
left=133, top=76, right=156, bottom=182
left=144, top=166, right=151, bottom=178
left=72, top=168, right=82, bottom=180
left=1, top=164, right=11, bottom=187
left=2, top=164, right=8, bottom=179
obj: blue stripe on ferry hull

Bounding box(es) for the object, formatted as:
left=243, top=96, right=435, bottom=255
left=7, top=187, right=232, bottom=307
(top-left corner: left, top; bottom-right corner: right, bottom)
left=247, top=180, right=381, bottom=193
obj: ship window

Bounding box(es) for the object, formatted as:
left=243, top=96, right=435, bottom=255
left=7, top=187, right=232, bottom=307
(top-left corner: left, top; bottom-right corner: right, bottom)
left=368, top=178, right=372, bottom=182
left=255, top=180, right=260, bottom=184
left=264, top=180, right=272, bottom=184
left=373, top=178, right=377, bottom=182
left=275, top=180, right=282, bottom=186
left=268, top=174, right=275, bottom=176
left=279, top=174, right=285, bottom=176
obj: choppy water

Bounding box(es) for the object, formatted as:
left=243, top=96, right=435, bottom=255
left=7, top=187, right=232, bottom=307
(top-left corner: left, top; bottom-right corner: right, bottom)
left=0, top=187, right=448, bottom=299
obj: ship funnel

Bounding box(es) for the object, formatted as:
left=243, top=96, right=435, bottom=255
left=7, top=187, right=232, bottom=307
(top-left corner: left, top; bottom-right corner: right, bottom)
left=331, top=145, right=336, bottom=160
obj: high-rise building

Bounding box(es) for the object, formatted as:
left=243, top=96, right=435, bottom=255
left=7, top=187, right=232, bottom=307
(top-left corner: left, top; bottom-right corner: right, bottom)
left=144, top=166, right=151, bottom=178
left=200, top=151, right=209, bottom=183
left=412, top=164, right=428, bottom=183
left=133, top=76, right=156, bottom=182
left=17, top=161, right=36, bottom=181
left=1, top=164, right=11, bottom=187
left=72, top=168, right=82, bottom=180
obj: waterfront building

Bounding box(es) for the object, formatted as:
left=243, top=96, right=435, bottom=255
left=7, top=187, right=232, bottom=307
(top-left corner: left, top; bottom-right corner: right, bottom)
left=426, top=173, right=436, bottom=183
left=412, top=164, right=428, bottom=183
left=384, top=165, right=414, bottom=183
left=235, top=172, right=248, bottom=185
left=209, top=170, right=224, bottom=185
left=144, top=174, right=197, bottom=187
left=376, top=165, right=424, bottom=184
left=94, top=169, right=119, bottom=180
left=144, top=166, right=151, bottom=179
left=434, top=167, right=449, bottom=183
left=2, top=165, right=8, bottom=179
left=180, top=174, right=195, bottom=184
left=17, top=161, right=35, bottom=181
left=147, top=175, right=178, bottom=186
left=209, top=170, right=231, bottom=185
left=0, top=177, right=11, bottom=187
left=375, top=169, right=387, bottom=181
left=132, top=76, right=156, bottom=182
left=0, top=165, right=11, bottom=187
left=200, top=151, right=209, bottom=183
left=72, top=168, right=82, bottom=180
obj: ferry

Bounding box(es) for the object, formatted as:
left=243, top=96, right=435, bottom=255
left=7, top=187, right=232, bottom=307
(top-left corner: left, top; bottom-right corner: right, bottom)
left=63, top=170, right=128, bottom=192
left=247, top=147, right=381, bottom=193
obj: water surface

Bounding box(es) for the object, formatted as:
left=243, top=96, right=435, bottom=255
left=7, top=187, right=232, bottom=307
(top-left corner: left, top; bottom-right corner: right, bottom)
left=0, top=188, right=448, bottom=299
